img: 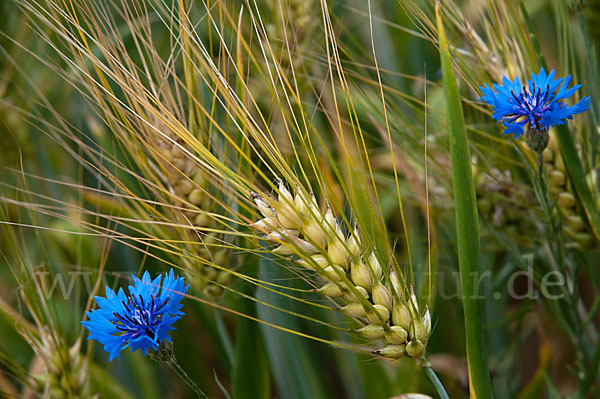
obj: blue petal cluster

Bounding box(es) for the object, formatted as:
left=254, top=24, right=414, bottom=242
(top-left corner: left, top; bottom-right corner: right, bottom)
left=82, top=269, right=188, bottom=361
left=480, top=68, right=590, bottom=138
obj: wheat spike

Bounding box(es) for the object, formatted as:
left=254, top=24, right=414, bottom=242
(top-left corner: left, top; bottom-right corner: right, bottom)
left=23, top=328, right=96, bottom=399
left=474, top=166, right=535, bottom=250
left=251, top=181, right=431, bottom=359
left=543, top=132, right=595, bottom=250
left=146, top=118, right=236, bottom=298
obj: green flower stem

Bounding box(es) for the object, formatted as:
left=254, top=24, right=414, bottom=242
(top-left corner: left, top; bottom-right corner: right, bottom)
left=436, top=4, right=495, bottom=399
left=167, top=357, right=207, bottom=399
left=423, top=363, right=449, bottom=399
left=149, top=342, right=207, bottom=398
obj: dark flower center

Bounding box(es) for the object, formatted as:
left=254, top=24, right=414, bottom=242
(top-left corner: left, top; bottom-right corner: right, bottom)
left=113, top=294, right=170, bottom=339
left=508, top=83, right=553, bottom=129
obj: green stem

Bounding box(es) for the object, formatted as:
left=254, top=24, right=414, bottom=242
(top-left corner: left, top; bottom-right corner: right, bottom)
left=423, top=364, right=450, bottom=399
left=168, top=357, right=207, bottom=399
left=436, top=4, right=495, bottom=399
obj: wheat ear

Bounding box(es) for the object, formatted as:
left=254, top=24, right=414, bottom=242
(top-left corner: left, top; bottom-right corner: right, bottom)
left=251, top=181, right=431, bottom=359
left=147, top=119, right=235, bottom=298
left=23, top=328, right=95, bottom=399
left=543, top=132, right=595, bottom=250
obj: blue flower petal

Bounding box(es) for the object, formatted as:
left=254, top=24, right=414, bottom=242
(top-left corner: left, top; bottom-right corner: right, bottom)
left=479, top=68, right=590, bottom=139
left=81, top=270, right=189, bottom=361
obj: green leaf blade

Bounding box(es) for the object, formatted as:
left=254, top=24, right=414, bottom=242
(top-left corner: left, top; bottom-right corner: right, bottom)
left=436, top=4, right=495, bottom=398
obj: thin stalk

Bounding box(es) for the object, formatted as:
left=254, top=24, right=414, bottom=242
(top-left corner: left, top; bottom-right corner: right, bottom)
left=167, top=357, right=208, bottom=399
left=436, top=4, right=495, bottom=399
left=423, top=364, right=449, bottom=399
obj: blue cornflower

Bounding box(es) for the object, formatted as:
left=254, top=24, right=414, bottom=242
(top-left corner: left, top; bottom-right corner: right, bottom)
left=479, top=68, right=590, bottom=140
left=82, top=269, right=188, bottom=361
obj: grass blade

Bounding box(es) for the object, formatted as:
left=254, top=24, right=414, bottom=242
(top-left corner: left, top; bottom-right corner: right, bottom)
left=232, top=260, right=271, bottom=399
left=256, top=254, right=330, bottom=399
left=436, top=4, right=495, bottom=398
left=232, top=310, right=271, bottom=399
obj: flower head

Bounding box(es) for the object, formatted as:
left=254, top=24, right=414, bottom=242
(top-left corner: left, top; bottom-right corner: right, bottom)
left=479, top=68, right=590, bottom=139
left=82, top=269, right=188, bottom=361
